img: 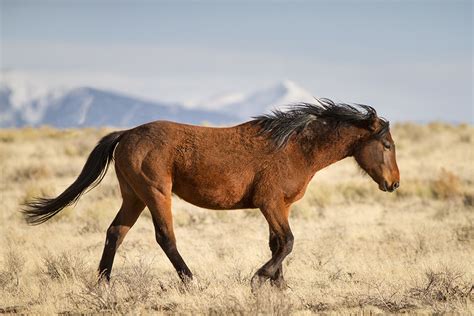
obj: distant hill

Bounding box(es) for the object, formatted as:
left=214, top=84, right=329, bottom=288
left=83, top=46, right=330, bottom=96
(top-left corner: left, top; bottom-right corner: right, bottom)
left=0, top=86, right=237, bottom=128
left=0, top=75, right=317, bottom=128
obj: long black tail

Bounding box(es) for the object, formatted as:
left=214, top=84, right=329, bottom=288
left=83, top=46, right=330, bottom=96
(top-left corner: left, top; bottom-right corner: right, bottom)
left=22, top=130, right=126, bottom=225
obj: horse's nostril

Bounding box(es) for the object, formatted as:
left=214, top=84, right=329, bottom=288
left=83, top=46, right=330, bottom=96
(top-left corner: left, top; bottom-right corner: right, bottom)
left=392, top=182, right=399, bottom=190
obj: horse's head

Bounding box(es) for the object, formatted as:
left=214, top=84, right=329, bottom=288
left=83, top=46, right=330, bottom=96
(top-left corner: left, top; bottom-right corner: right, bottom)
left=353, top=117, right=400, bottom=192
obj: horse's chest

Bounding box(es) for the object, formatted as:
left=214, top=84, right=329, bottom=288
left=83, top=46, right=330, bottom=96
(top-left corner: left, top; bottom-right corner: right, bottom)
left=280, top=174, right=312, bottom=204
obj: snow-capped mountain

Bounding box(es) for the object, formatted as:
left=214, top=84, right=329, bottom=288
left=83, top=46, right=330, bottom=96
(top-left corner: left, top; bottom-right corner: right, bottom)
left=217, top=80, right=315, bottom=119
left=185, top=80, right=315, bottom=116
left=0, top=86, right=236, bottom=128
left=0, top=73, right=317, bottom=128
left=42, top=87, right=240, bottom=127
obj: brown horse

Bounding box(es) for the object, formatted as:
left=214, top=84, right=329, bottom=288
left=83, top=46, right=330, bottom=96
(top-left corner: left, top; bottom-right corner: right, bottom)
left=23, top=99, right=400, bottom=289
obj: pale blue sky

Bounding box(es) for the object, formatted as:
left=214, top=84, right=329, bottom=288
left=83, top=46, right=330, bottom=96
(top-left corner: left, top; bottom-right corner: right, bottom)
left=1, top=0, right=472, bottom=122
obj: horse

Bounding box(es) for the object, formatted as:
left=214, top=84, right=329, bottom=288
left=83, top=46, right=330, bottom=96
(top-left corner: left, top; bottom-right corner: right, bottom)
left=23, top=98, right=400, bottom=290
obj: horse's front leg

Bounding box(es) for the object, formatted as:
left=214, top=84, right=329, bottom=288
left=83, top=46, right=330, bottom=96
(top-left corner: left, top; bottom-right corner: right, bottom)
left=252, top=202, right=293, bottom=291
left=269, top=228, right=286, bottom=288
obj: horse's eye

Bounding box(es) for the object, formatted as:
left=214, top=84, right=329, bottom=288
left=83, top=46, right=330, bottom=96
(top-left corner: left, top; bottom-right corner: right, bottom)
left=383, top=142, right=391, bottom=150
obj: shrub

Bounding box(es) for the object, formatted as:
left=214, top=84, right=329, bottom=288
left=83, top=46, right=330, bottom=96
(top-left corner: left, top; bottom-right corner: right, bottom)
left=42, top=252, right=88, bottom=281
left=408, top=268, right=473, bottom=312
left=431, top=168, right=463, bottom=200
left=454, top=221, right=474, bottom=244
left=11, top=164, right=52, bottom=183
left=0, top=247, right=25, bottom=289
left=463, top=190, right=474, bottom=207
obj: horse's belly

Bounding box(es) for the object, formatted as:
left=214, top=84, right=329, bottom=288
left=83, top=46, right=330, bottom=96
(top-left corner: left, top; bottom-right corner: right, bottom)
left=172, top=173, right=254, bottom=210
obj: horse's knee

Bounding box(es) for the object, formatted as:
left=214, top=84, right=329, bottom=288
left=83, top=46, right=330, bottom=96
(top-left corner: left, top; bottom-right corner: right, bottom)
left=269, top=235, right=279, bottom=253
left=281, top=233, right=294, bottom=255
left=106, top=226, right=119, bottom=243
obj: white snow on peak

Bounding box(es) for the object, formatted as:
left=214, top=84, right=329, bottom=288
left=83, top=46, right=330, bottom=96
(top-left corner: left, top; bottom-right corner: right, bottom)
left=274, top=79, right=316, bottom=105
left=186, top=91, right=247, bottom=110
left=0, top=70, right=67, bottom=110
left=220, top=80, right=316, bottom=119
left=186, top=80, right=316, bottom=119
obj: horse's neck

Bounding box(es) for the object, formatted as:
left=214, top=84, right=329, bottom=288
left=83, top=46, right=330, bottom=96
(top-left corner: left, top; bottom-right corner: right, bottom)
left=298, top=124, right=366, bottom=174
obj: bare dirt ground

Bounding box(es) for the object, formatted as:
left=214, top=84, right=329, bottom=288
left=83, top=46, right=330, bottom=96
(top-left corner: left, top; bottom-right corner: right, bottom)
left=0, top=123, right=473, bottom=314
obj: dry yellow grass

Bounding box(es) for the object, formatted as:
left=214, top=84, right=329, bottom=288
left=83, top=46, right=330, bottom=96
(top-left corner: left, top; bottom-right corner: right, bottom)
left=0, top=123, right=473, bottom=314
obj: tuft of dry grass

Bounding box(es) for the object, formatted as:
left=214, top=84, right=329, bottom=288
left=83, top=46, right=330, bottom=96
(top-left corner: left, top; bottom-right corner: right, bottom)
left=9, top=164, right=52, bottom=183
left=0, top=246, right=25, bottom=290
left=409, top=268, right=474, bottom=313
left=431, top=168, right=464, bottom=200
left=0, top=124, right=473, bottom=314
left=42, top=251, right=88, bottom=282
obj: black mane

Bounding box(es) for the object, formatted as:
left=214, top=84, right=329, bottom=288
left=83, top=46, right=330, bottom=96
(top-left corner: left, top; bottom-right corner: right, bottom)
left=252, top=98, right=389, bottom=148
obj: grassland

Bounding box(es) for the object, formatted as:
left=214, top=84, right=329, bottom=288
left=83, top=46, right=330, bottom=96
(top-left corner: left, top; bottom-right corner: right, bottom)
left=0, top=123, right=473, bottom=314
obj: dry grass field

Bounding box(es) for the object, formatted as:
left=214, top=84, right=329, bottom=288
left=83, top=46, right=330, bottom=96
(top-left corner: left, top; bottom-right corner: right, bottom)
left=0, top=123, right=473, bottom=314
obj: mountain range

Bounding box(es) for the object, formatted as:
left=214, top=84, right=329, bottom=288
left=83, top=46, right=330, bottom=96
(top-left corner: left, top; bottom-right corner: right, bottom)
left=0, top=78, right=315, bottom=128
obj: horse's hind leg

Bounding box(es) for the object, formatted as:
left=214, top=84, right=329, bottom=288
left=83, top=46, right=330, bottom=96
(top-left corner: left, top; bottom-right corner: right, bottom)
left=145, top=187, right=193, bottom=282
left=98, top=174, right=145, bottom=281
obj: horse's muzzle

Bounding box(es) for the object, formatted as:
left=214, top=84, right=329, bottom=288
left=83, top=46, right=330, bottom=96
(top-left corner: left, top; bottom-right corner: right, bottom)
left=380, top=180, right=399, bottom=192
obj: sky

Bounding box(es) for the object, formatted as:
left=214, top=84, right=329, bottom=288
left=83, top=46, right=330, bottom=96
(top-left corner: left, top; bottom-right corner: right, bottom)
left=1, top=0, right=472, bottom=122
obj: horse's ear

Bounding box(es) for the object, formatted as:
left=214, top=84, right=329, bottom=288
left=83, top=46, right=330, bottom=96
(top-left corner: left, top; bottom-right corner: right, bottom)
left=367, top=113, right=380, bottom=132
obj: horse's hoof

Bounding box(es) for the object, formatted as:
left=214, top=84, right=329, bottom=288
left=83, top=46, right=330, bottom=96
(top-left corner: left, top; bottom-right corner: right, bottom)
left=97, top=273, right=110, bottom=285
left=270, top=278, right=288, bottom=290
left=183, top=277, right=198, bottom=290
left=178, top=274, right=197, bottom=292
left=250, top=274, right=267, bottom=293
